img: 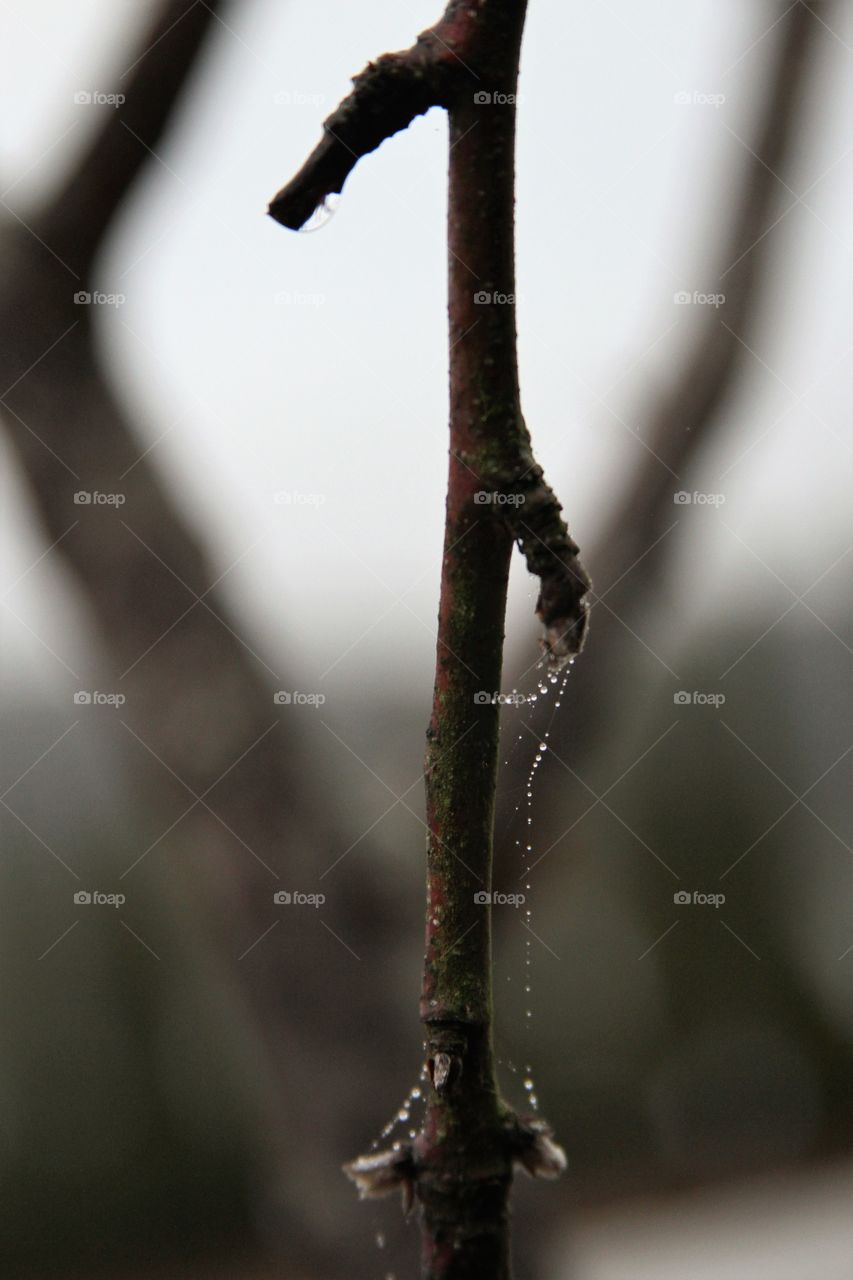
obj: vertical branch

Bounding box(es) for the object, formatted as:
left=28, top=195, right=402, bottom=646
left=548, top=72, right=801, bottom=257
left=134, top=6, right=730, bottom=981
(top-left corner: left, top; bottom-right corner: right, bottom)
left=415, top=9, right=527, bottom=1278
left=271, top=2, right=585, bottom=1274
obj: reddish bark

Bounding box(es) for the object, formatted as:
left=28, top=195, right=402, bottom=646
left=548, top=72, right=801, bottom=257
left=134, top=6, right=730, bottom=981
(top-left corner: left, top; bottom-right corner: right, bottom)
left=270, top=2, right=586, bottom=1274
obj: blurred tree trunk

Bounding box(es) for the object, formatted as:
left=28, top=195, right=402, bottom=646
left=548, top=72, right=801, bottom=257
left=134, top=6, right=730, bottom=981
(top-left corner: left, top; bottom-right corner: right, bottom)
left=507, top=0, right=829, bottom=758
left=0, top=3, right=406, bottom=1272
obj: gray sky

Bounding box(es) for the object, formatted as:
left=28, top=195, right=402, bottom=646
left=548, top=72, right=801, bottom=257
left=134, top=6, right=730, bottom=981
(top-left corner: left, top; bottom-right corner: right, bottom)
left=1, top=0, right=850, bottom=697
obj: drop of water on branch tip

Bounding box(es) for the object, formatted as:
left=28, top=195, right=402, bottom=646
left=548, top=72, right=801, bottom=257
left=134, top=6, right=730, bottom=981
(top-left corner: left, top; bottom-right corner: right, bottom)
left=298, top=193, right=340, bottom=233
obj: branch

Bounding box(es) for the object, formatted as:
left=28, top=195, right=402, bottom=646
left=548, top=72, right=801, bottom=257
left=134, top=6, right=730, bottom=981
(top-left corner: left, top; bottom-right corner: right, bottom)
left=270, top=1, right=588, bottom=1274
left=267, top=1, right=498, bottom=229
left=268, top=38, right=456, bottom=230
left=268, top=3, right=590, bottom=668
left=36, top=0, right=226, bottom=269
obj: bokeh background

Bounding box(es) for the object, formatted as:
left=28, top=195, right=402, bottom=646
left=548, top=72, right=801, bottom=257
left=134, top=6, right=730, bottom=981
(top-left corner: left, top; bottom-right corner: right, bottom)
left=0, top=1, right=850, bottom=1276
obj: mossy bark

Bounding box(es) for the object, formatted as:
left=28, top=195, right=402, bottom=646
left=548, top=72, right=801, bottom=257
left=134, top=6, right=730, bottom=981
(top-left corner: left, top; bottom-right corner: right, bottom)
left=415, top=7, right=528, bottom=1277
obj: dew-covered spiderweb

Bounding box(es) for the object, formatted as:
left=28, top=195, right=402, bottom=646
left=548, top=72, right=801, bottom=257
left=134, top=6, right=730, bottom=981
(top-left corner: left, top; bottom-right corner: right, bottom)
left=365, top=657, right=574, bottom=1271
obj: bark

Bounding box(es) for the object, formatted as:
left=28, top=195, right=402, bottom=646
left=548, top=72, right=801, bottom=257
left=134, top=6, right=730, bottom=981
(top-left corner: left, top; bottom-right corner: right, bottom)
left=270, top=2, right=587, bottom=1274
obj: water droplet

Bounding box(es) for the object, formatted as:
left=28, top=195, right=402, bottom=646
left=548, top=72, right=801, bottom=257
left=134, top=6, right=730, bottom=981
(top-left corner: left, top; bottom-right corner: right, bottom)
left=376, top=1232, right=386, bottom=1249
left=299, top=193, right=340, bottom=233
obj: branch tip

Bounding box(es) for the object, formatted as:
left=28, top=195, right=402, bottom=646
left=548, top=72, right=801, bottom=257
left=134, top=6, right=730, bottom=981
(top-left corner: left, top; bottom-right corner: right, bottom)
left=267, top=24, right=461, bottom=231
left=344, top=1144, right=416, bottom=1214
left=508, top=1115, right=567, bottom=1180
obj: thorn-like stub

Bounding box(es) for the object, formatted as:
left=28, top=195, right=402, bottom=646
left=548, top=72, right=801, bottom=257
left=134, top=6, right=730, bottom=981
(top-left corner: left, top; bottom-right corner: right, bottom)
left=507, top=1114, right=567, bottom=1180
left=428, top=1050, right=462, bottom=1094
left=433, top=1052, right=452, bottom=1092
left=344, top=1143, right=416, bottom=1214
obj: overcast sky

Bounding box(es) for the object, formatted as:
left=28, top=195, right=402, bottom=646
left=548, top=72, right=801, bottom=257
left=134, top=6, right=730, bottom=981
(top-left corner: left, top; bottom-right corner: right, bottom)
left=1, top=0, right=850, bottom=699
